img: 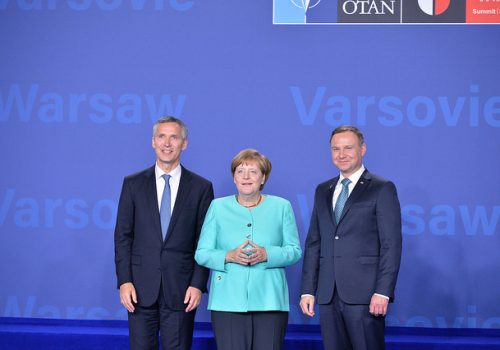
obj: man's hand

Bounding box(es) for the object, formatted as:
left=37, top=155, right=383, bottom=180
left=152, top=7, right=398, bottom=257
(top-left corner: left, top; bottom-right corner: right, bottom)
left=369, top=294, right=389, bottom=317
left=184, top=286, right=202, bottom=313
left=119, top=282, right=137, bottom=313
left=300, top=295, right=316, bottom=317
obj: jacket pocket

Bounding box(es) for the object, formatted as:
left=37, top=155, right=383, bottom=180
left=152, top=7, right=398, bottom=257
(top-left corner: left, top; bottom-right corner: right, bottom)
left=351, top=201, right=375, bottom=209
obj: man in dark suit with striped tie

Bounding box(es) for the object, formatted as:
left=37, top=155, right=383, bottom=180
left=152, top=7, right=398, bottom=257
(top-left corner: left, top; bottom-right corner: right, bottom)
left=300, top=125, right=402, bottom=350
left=114, top=116, right=214, bottom=350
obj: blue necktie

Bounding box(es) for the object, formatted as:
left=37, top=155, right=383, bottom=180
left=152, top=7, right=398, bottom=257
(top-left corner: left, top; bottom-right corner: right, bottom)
left=334, top=178, right=351, bottom=223
left=160, top=174, right=171, bottom=241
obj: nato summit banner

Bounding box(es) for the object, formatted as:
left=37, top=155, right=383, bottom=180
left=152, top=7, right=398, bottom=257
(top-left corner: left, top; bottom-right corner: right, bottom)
left=1, top=0, right=500, bottom=329
left=274, top=0, right=500, bottom=24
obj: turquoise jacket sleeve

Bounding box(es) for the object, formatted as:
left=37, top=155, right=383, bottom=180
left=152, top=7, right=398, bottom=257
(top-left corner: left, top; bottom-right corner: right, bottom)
left=265, top=201, right=302, bottom=268
left=195, top=201, right=227, bottom=272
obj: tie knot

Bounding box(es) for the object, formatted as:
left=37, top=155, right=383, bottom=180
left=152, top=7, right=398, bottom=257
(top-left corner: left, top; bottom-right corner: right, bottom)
left=341, top=178, right=351, bottom=187
left=162, top=174, right=171, bottom=183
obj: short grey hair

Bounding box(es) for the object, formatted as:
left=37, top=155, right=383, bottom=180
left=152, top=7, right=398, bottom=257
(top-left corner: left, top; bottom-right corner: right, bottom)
left=152, top=116, right=188, bottom=139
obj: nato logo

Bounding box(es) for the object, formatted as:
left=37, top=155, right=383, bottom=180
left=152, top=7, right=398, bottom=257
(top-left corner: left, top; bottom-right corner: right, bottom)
left=273, top=0, right=469, bottom=24
left=273, top=0, right=338, bottom=24
left=274, top=0, right=400, bottom=24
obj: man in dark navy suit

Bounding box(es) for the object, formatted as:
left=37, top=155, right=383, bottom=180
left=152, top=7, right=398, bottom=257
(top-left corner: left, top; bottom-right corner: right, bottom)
left=300, top=125, right=402, bottom=350
left=114, top=116, right=214, bottom=350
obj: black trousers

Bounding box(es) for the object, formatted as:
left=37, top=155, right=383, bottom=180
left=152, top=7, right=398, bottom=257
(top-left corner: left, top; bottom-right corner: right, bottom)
left=319, top=290, right=385, bottom=350
left=211, top=310, right=288, bottom=350
left=128, top=286, right=195, bottom=350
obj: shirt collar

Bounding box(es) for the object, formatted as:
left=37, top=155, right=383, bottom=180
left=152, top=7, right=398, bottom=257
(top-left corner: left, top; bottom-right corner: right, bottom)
left=155, top=163, right=182, bottom=181
left=339, top=165, right=365, bottom=187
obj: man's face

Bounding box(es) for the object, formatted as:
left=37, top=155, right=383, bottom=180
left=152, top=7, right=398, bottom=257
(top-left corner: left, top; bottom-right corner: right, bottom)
left=330, top=131, right=366, bottom=178
left=152, top=122, right=187, bottom=170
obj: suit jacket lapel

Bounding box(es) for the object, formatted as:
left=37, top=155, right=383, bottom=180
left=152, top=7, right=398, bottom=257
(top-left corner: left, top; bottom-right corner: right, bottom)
left=144, top=166, right=163, bottom=243
left=338, top=170, right=371, bottom=223
left=164, top=165, right=192, bottom=242
left=327, top=177, right=338, bottom=227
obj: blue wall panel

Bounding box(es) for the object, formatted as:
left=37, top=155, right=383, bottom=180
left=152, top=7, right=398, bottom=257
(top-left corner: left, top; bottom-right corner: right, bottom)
left=1, top=1, right=499, bottom=328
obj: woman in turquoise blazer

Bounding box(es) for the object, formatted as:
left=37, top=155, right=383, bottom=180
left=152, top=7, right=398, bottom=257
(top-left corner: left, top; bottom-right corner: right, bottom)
left=195, top=149, right=302, bottom=350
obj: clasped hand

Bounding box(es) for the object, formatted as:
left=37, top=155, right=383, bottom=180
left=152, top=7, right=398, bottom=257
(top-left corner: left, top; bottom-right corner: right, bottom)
left=225, top=240, right=267, bottom=265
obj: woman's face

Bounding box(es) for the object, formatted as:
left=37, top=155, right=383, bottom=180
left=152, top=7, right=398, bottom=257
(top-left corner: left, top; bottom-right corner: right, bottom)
left=233, top=160, right=265, bottom=197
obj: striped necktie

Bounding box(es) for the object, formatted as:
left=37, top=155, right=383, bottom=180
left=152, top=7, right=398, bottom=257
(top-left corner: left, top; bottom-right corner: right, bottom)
left=334, top=178, right=351, bottom=223
left=160, top=174, right=171, bottom=240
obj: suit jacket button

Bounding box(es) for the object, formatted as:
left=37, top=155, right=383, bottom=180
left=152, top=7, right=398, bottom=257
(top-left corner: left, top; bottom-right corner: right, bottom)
left=334, top=236, right=339, bottom=240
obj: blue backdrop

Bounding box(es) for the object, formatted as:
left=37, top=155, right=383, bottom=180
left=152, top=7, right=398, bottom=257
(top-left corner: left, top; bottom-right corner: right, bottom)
left=1, top=0, right=499, bottom=329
